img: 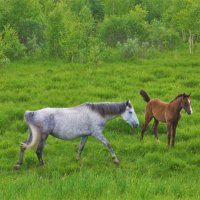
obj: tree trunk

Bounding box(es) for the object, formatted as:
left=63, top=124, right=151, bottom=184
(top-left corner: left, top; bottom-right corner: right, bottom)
left=188, top=29, right=194, bottom=54
left=182, top=30, right=186, bottom=42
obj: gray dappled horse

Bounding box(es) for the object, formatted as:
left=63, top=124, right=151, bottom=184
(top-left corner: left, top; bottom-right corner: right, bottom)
left=15, top=100, right=139, bottom=169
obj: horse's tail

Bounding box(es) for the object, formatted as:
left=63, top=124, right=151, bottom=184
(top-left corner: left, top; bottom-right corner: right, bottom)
left=140, top=89, right=150, bottom=103
left=22, top=111, right=41, bottom=149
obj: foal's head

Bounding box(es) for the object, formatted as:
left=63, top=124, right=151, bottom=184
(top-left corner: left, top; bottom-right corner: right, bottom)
left=181, top=93, right=192, bottom=115
left=121, top=100, right=139, bottom=128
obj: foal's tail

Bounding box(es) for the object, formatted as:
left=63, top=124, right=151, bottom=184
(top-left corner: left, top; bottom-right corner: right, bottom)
left=21, top=111, right=41, bottom=149
left=140, top=89, right=150, bottom=103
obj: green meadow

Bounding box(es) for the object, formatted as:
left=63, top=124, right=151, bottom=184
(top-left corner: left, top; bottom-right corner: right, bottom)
left=0, top=49, right=200, bottom=200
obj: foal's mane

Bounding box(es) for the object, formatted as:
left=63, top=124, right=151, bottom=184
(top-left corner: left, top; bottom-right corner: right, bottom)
left=85, top=102, right=127, bottom=116
left=170, top=94, right=184, bottom=103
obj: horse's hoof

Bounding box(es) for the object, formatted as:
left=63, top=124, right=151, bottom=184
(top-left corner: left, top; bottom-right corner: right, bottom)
left=14, top=164, right=21, bottom=170
left=113, top=157, right=120, bottom=164
left=76, top=155, right=80, bottom=161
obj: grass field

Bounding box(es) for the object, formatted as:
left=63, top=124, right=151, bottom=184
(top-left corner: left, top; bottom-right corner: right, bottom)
left=0, top=49, right=200, bottom=199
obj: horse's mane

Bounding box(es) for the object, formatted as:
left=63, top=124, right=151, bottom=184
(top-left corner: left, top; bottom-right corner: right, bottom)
left=85, top=102, right=127, bottom=116
left=170, top=94, right=184, bottom=103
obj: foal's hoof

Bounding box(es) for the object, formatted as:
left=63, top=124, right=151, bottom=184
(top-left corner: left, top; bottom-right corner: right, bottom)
left=39, top=161, right=44, bottom=166
left=112, top=157, right=120, bottom=164
left=14, top=163, right=21, bottom=170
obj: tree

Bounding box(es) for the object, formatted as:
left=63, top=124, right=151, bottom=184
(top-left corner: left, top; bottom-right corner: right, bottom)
left=163, top=0, right=200, bottom=54
left=0, top=0, right=44, bottom=49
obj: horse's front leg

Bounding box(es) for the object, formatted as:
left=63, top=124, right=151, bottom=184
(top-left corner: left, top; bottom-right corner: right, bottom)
left=76, top=136, right=88, bottom=161
left=92, top=132, right=119, bottom=164
left=171, top=122, right=178, bottom=147
left=167, top=122, right=172, bottom=147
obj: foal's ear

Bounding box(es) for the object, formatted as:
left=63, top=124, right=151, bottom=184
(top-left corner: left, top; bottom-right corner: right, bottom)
left=188, top=93, right=191, bottom=97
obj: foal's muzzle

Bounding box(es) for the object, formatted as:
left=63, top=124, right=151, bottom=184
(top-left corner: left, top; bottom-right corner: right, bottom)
left=187, top=110, right=192, bottom=115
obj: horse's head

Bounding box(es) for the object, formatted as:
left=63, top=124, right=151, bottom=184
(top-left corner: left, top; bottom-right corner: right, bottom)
left=121, top=100, right=139, bottom=128
left=181, top=93, right=192, bottom=115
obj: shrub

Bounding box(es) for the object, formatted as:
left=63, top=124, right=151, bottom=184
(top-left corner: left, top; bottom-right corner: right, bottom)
left=99, top=6, right=149, bottom=48
left=1, top=25, right=25, bottom=60
left=99, top=16, right=127, bottom=47
left=149, top=20, right=181, bottom=50
left=117, top=38, right=142, bottom=59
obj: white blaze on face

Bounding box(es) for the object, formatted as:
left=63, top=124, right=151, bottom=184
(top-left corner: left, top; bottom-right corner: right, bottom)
left=188, top=99, right=193, bottom=114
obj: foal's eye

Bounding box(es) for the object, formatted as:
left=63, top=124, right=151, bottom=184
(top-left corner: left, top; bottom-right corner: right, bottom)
left=129, top=111, right=132, bottom=114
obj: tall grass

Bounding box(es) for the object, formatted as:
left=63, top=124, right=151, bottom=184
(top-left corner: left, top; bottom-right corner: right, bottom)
left=0, top=48, right=200, bottom=199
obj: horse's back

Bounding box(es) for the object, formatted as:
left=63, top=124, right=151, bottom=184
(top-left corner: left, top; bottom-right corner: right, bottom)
left=147, top=99, right=168, bottom=122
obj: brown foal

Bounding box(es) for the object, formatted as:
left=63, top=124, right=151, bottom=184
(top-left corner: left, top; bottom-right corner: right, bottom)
left=140, top=90, right=192, bottom=147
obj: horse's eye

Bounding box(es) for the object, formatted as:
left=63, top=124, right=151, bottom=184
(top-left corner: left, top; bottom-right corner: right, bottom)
left=129, top=111, right=132, bottom=114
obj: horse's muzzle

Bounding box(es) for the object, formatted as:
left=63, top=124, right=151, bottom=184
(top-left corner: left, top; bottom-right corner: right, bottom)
left=133, top=123, right=139, bottom=128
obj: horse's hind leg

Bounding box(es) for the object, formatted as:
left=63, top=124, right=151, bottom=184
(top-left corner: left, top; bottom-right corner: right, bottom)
left=92, top=132, right=119, bottom=164
left=153, top=119, right=159, bottom=140
left=76, top=136, right=88, bottom=161
left=15, top=126, right=32, bottom=169
left=15, top=146, right=26, bottom=170
left=141, top=114, right=153, bottom=140
left=36, top=134, right=48, bottom=165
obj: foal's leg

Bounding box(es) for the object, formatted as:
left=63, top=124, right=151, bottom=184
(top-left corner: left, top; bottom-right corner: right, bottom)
left=92, top=132, right=119, bottom=164
left=167, top=123, right=172, bottom=147
left=153, top=119, right=159, bottom=140
left=36, top=134, right=48, bottom=165
left=171, top=122, right=178, bottom=147
left=15, top=126, right=32, bottom=169
left=76, top=136, right=88, bottom=161
left=141, top=115, right=153, bottom=140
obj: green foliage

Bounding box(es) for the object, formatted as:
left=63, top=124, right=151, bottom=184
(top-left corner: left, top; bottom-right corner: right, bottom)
left=150, top=20, right=181, bottom=50
left=0, top=25, right=25, bottom=60
left=0, top=0, right=199, bottom=62
left=99, top=6, right=149, bottom=47
left=117, top=38, right=142, bottom=59
left=163, top=0, right=200, bottom=39
left=89, top=0, right=104, bottom=22
left=140, top=0, right=173, bottom=22
left=125, top=5, right=149, bottom=41
left=103, top=0, right=135, bottom=16
left=99, top=16, right=127, bottom=47
left=0, top=0, right=44, bottom=51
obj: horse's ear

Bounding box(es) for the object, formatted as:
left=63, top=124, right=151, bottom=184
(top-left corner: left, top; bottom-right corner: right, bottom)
left=183, top=93, right=186, bottom=98
left=188, top=93, right=191, bottom=97
left=126, top=100, right=129, bottom=105
left=126, top=100, right=131, bottom=106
